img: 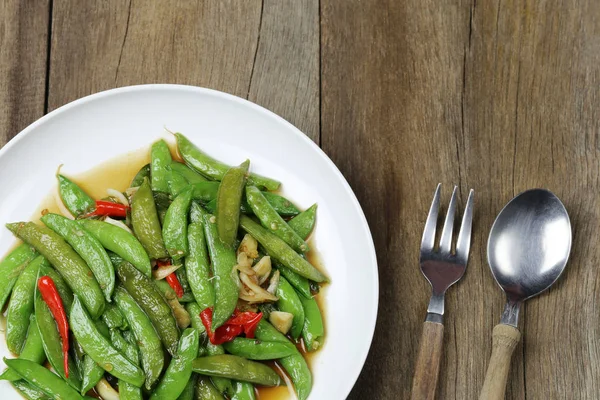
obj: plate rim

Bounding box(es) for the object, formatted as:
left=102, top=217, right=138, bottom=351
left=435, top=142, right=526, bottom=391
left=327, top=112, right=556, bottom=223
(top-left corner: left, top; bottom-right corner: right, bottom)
left=0, top=84, right=379, bottom=398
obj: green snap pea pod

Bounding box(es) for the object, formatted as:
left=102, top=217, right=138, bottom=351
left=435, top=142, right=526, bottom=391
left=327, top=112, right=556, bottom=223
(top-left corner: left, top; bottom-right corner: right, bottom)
left=186, top=303, right=232, bottom=394
left=171, top=161, right=208, bottom=183
left=94, top=319, right=110, bottom=339
left=175, top=133, right=280, bottom=190
left=246, top=186, right=307, bottom=253
left=288, top=203, right=317, bottom=240
left=4, top=358, right=83, bottom=399
left=6, top=256, right=48, bottom=354
left=239, top=216, right=328, bottom=283
left=0, top=243, right=37, bottom=309
left=41, top=213, right=115, bottom=302
left=276, top=276, right=305, bottom=339
left=11, top=379, right=51, bottom=400
left=151, top=139, right=173, bottom=193
left=154, top=191, right=172, bottom=224
left=300, top=295, right=324, bottom=352
left=202, top=213, right=239, bottom=329
left=277, top=263, right=311, bottom=299
left=38, top=263, right=74, bottom=313
left=189, top=181, right=220, bottom=203
left=231, top=381, right=256, bottom=400
left=185, top=221, right=215, bottom=310
left=7, top=222, right=105, bottom=319
left=195, top=375, right=226, bottom=400
left=176, top=374, right=197, bottom=400
left=34, top=291, right=82, bottom=390
left=176, top=266, right=192, bottom=296
left=57, top=174, right=95, bottom=217
left=223, top=338, right=296, bottom=360
left=154, top=278, right=195, bottom=303
left=102, top=302, right=129, bottom=330
left=191, top=355, right=282, bottom=386
left=216, top=160, right=249, bottom=247
left=131, top=178, right=169, bottom=259
left=205, top=192, right=300, bottom=217
left=80, top=355, right=105, bottom=395
left=163, top=187, right=193, bottom=260
left=169, top=169, right=190, bottom=197
left=116, top=261, right=180, bottom=355
left=70, top=296, right=144, bottom=387
left=151, top=328, right=199, bottom=399
left=254, top=320, right=311, bottom=400
left=0, top=315, right=46, bottom=381
left=110, top=329, right=143, bottom=400
left=114, top=286, right=164, bottom=390
left=189, top=201, right=206, bottom=223
left=78, top=219, right=151, bottom=278
left=131, top=163, right=151, bottom=187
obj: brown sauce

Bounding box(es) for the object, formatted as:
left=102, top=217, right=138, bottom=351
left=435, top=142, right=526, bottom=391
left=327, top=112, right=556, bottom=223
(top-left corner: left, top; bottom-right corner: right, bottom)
left=16, top=144, right=327, bottom=399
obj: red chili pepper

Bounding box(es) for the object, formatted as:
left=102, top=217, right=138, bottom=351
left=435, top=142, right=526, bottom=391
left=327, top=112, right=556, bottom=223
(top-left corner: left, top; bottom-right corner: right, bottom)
left=200, top=307, right=263, bottom=344
left=84, top=200, right=129, bottom=218
left=165, top=273, right=184, bottom=298
left=38, top=276, right=70, bottom=378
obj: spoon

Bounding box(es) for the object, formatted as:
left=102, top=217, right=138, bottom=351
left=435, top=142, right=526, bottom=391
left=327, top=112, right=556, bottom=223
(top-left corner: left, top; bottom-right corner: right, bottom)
left=480, top=189, right=571, bottom=400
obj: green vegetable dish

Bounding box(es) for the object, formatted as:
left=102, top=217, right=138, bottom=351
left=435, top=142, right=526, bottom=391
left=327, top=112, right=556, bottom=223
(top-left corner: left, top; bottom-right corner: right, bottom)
left=0, top=133, right=328, bottom=400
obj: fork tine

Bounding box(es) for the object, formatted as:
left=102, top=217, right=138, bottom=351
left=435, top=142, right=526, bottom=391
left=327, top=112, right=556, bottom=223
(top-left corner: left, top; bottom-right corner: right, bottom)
left=420, top=183, right=441, bottom=252
left=456, top=189, right=475, bottom=260
left=439, top=186, right=458, bottom=254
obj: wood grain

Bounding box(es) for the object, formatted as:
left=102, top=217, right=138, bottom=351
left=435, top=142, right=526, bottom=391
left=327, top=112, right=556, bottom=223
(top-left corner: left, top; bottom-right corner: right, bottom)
left=411, top=321, right=445, bottom=400
left=0, top=0, right=49, bottom=145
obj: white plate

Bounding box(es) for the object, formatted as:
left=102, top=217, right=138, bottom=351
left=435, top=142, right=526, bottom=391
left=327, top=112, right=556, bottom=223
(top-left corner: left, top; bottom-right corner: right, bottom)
left=0, top=85, right=378, bottom=399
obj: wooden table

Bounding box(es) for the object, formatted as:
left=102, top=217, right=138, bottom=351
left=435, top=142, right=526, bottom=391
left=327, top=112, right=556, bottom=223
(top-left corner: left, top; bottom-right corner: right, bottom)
left=1, top=1, right=598, bottom=398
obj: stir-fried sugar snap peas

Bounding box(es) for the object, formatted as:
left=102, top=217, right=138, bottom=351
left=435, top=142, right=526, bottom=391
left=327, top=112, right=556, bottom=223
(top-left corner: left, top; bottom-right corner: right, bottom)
left=4, top=358, right=84, bottom=400
left=192, top=355, right=282, bottom=387
left=80, top=355, right=105, bottom=395
left=277, top=263, right=311, bottom=299
left=102, top=302, right=128, bottom=330
left=154, top=278, right=194, bottom=303
left=231, top=381, right=256, bottom=400
left=79, top=219, right=152, bottom=278
left=223, top=338, right=296, bottom=360
left=190, top=181, right=220, bottom=203
left=163, top=186, right=193, bottom=260
left=57, top=174, right=95, bottom=217
left=255, top=320, right=312, bottom=400
left=300, top=295, right=324, bottom=352
left=6, top=256, right=48, bottom=354
left=42, top=213, right=115, bottom=302
left=169, top=169, right=190, bottom=197
left=7, top=222, right=105, bottom=318
left=185, top=220, right=215, bottom=310
left=202, top=212, right=239, bottom=329
left=110, top=329, right=143, bottom=400
left=151, top=139, right=173, bottom=193
left=131, top=178, right=169, bottom=259
left=154, top=191, right=172, bottom=224
left=35, top=291, right=82, bottom=390
left=0, top=315, right=45, bottom=381
left=11, top=379, right=51, bottom=400
left=171, top=161, right=208, bottom=183
left=116, top=261, right=180, bottom=356
left=176, top=374, right=197, bottom=400
left=288, top=203, right=317, bottom=240
left=246, top=186, right=308, bottom=253
left=0, top=243, right=37, bottom=309
left=69, top=296, right=144, bottom=387
left=175, top=132, right=280, bottom=190
left=114, top=286, right=164, bottom=390
left=239, top=216, right=328, bottom=283
left=204, top=192, right=300, bottom=217
left=131, top=163, right=151, bottom=187
left=195, top=375, right=226, bottom=400
left=150, top=328, right=199, bottom=399
left=276, top=275, right=305, bottom=339
left=216, top=160, right=249, bottom=247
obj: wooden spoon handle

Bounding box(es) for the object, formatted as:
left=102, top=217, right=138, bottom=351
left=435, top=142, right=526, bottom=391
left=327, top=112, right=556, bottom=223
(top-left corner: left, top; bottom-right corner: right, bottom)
left=479, top=324, right=521, bottom=400
left=410, top=321, right=444, bottom=400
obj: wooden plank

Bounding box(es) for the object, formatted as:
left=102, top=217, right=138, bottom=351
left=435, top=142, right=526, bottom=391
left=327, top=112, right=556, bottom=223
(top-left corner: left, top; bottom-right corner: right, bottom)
left=0, top=0, right=49, bottom=145
left=247, top=0, right=320, bottom=143
left=48, top=0, right=262, bottom=110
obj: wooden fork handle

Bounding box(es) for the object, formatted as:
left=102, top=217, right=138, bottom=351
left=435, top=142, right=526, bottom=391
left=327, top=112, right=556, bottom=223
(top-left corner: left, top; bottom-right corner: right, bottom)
left=411, top=321, right=444, bottom=400
left=479, top=324, right=521, bottom=400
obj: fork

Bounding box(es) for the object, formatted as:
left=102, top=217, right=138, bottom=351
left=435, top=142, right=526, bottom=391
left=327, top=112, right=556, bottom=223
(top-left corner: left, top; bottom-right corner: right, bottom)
left=410, top=184, right=474, bottom=400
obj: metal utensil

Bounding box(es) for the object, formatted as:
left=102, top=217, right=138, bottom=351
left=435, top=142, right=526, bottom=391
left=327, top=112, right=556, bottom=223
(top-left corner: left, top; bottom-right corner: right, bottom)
left=480, top=189, right=572, bottom=400
left=411, top=184, right=474, bottom=400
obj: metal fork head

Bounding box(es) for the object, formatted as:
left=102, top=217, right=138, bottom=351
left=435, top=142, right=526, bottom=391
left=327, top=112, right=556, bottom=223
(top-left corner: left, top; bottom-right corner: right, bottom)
left=419, top=183, right=474, bottom=317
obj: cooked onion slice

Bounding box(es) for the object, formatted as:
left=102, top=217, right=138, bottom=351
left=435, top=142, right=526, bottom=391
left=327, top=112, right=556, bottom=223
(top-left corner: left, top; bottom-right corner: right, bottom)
left=107, top=188, right=128, bottom=206
left=238, top=272, right=278, bottom=304
left=153, top=262, right=182, bottom=280
left=253, top=256, right=272, bottom=285
left=238, top=234, right=259, bottom=259
left=104, top=216, right=133, bottom=234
